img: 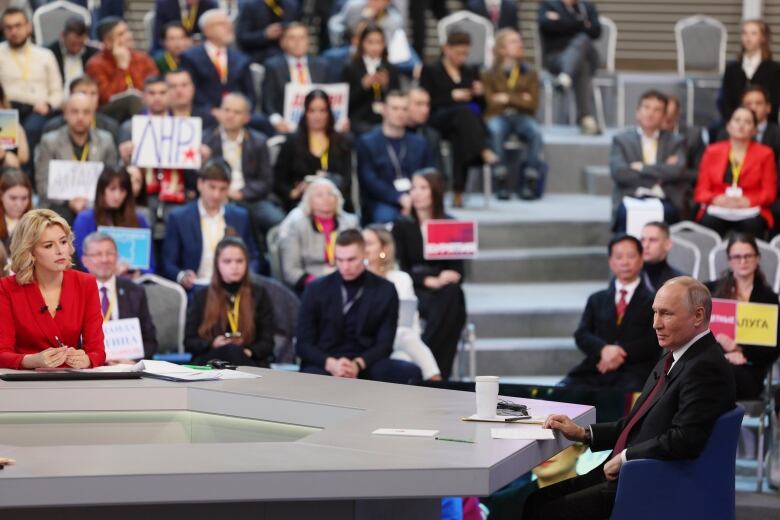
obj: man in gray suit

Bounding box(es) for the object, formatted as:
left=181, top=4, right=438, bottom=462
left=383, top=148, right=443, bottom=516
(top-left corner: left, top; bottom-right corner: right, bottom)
left=610, top=90, right=691, bottom=232
left=35, top=93, right=119, bottom=223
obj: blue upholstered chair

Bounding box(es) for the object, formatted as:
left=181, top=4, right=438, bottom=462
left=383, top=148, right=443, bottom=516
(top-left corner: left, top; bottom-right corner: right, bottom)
left=611, top=405, right=744, bottom=520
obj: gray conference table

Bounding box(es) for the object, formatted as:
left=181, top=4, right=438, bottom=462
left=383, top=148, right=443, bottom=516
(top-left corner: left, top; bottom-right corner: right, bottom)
left=0, top=368, right=595, bottom=519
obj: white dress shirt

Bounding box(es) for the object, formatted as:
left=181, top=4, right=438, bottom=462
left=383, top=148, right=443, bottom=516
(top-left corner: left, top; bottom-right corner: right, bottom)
left=614, top=277, right=641, bottom=307
left=61, top=42, right=85, bottom=95
left=97, top=275, right=119, bottom=321
left=196, top=200, right=226, bottom=280
left=363, top=56, right=381, bottom=75
left=742, top=53, right=761, bottom=80
left=204, top=41, right=228, bottom=81
left=220, top=128, right=245, bottom=192
left=637, top=128, right=660, bottom=166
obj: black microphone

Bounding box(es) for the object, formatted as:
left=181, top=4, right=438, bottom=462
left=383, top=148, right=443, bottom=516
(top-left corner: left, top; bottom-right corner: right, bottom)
left=56, top=305, right=62, bottom=311
left=39, top=305, right=48, bottom=314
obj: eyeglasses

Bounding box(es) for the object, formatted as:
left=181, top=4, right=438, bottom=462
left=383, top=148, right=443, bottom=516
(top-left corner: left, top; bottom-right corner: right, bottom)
left=728, top=253, right=757, bottom=262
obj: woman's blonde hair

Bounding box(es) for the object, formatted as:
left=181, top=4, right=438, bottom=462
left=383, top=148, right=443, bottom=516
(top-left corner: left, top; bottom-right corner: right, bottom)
left=300, top=177, right=345, bottom=217
left=10, top=209, right=74, bottom=285
left=493, top=28, right=522, bottom=68
left=365, top=224, right=396, bottom=272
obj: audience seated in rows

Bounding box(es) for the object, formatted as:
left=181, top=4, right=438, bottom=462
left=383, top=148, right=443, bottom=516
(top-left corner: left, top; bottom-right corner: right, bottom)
left=296, top=228, right=422, bottom=384
left=694, top=106, right=778, bottom=238
left=153, top=0, right=216, bottom=51
left=0, top=168, right=32, bottom=250
left=564, top=235, right=659, bottom=392
left=357, top=90, right=433, bottom=224
left=363, top=225, right=442, bottom=381
left=278, top=177, right=359, bottom=293
left=44, top=76, right=120, bottom=145
left=46, top=16, right=99, bottom=97
left=274, top=89, right=353, bottom=212
left=185, top=236, right=276, bottom=367
left=640, top=221, right=684, bottom=292
left=153, top=21, right=193, bottom=74
left=236, top=0, right=300, bottom=65
left=537, top=0, right=601, bottom=135
left=80, top=231, right=158, bottom=361
left=392, top=171, right=466, bottom=380
left=0, top=85, right=29, bottom=170
left=406, top=86, right=444, bottom=173
left=330, top=0, right=404, bottom=51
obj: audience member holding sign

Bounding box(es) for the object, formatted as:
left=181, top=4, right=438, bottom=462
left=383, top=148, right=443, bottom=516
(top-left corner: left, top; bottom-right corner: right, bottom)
left=0, top=209, right=105, bottom=369
left=0, top=97, right=29, bottom=169
left=392, top=171, right=466, bottom=380
left=694, top=106, right=777, bottom=238
left=80, top=232, right=158, bottom=362
left=706, top=233, right=780, bottom=399
left=185, top=236, right=275, bottom=367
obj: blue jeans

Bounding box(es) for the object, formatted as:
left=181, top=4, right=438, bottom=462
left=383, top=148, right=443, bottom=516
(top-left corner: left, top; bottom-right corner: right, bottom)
left=487, top=113, right=545, bottom=171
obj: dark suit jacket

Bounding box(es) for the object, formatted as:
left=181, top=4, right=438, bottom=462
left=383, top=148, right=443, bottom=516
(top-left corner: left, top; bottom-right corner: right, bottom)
left=642, top=259, right=685, bottom=292
left=419, top=59, right=483, bottom=116
left=342, top=57, right=400, bottom=129
left=466, top=0, right=518, bottom=29
left=46, top=40, right=99, bottom=84
left=610, top=128, right=692, bottom=216
left=719, top=59, right=780, bottom=123
left=357, top=128, right=433, bottom=210
left=152, top=0, right=218, bottom=51
left=236, top=0, right=300, bottom=64
left=180, top=44, right=255, bottom=111
left=392, top=215, right=465, bottom=290
left=537, top=0, right=601, bottom=56
left=184, top=280, right=276, bottom=366
left=591, top=332, right=736, bottom=461
left=296, top=270, right=398, bottom=369
left=161, top=201, right=260, bottom=280
left=42, top=112, right=120, bottom=144
left=116, top=277, right=158, bottom=359
left=570, top=281, right=660, bottom=385
left=261, top=53, right=328, bottom=117
left=204, top=128, right=274, bottom=202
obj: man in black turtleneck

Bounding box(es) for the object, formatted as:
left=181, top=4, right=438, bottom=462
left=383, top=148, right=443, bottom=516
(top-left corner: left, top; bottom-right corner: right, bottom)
left=640, top=221, right=684, bottom=292
left=296, top=229, right=422, bottom=384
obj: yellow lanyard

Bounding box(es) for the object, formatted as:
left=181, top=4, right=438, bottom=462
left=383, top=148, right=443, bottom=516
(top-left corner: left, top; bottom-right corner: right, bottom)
left=102, top=297, right=114, bottom=323
left=73, top=143, right=89, bottom=161
left=372, top=82, right=382, bottom=100
left=311, top=135, right=329, bottom=170
left=314, top=219, right=337, bottom=265
left=265, top=0, right=284, bottom=17
left=124, top=71, right=134, bottom=89
left=90, top=118, right=96, bottom=129
left=729, top=150, right=743, bottom=186
left=507, top=65, right=519, bottom=89
left=226, top=294, right=241, bottom=334
left=182, top=3, right=198, bottom=32
left=320, top=148, right=329, bottom=171
left=164, top=52, right=178, bottom=71
left=10, top=45, right=30, bottom=81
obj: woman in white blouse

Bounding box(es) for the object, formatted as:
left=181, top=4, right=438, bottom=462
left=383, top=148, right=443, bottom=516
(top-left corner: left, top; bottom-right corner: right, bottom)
left=363, top=225, right=441, bottom=381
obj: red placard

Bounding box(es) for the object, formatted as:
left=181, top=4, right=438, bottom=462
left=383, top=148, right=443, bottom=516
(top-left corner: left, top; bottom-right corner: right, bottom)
left=709, top=298, right=738, bottom=339
left=423, top=220, right=478, bottom=260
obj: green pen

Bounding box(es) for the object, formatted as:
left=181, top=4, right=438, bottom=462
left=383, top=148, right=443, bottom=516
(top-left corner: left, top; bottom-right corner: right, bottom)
left=183, top=365, right=213, bottom=370
left=435, top=436, right=476, bottom=444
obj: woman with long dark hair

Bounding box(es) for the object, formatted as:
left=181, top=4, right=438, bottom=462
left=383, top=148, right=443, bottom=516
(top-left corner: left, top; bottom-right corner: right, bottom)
left=706, top=233, right=780, bottom=399
left=0, top=168, right=33, bottom=249
left=343, top=22, right=400, bottom=134
left=274, top=89, right=353, bottom=211
left=73, top=166, right=153, bottom=271
left=392, top=170, right=466, bottom=379
left=184, top=236, right=275, bottom=367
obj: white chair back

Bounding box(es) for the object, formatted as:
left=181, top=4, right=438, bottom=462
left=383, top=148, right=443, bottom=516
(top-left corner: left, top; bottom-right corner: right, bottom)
left=669, top=221, right=722, bottom=282
left=267, top=134, right=286, bottom=168
left=594, top=16, right=617, bottom=72
left=668, top=235, right=701, bottom=280
left=709, top=240, right=780, bottom=292
left=437, top=11, right=494, bottom=68
left=33, top=0, right=91, bottom=47
left=250, top=63, right=265, bottom=110
left=135, top=274, right=187, bottom=354
left=675, top=15, right=727, bottom=76
left=143, top=11, right=155, bottom=52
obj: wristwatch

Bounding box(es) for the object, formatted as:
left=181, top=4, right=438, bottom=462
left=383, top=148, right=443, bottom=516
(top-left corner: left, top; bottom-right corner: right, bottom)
left=582, top=426, right=592, bottom=446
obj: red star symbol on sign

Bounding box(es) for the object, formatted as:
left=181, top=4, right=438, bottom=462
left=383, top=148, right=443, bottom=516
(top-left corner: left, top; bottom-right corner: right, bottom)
left=183, top=147, right=196, bottom=163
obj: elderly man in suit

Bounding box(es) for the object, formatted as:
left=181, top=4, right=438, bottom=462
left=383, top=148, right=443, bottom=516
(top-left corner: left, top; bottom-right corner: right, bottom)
left=563, top=235, right=659, bottom=392
left=35, top=93, right=118, bottom=224
left=262, top=23, right=328, bottom=134
left=524, top=276, right=736, bottom=520
left=80, top=232, right=158, bottom=361
left=611, top=90, right=691, bottom=232
left=296, top=229, right=422, bottom=384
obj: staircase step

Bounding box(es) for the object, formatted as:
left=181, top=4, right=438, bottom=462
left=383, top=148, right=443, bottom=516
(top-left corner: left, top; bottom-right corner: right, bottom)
left=584, top=165, right=612, bottom=197
left=544, top=126, right=613, bottom=193
left=465, top=247, right=608, bottom=283
left=471, top=337, right=583, bottom=377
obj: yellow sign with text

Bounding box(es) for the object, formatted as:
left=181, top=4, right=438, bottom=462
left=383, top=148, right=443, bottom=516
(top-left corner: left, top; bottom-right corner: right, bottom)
left=735, top=302, right=778, bottom=347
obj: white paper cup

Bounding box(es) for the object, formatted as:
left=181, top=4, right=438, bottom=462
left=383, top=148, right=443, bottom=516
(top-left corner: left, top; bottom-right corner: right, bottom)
left=475, top=376, right=500, bottom=419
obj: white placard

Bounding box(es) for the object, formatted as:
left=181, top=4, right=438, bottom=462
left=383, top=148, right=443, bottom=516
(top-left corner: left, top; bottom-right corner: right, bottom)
left=103, top=318, right=145, bottom=361
left=131, top=116, right=202, bottom=169
left=47, top=160, right=104, bottom=201
left=623, top=196, right=664, bottom=239
left=283, top=83, right=349, bottom=132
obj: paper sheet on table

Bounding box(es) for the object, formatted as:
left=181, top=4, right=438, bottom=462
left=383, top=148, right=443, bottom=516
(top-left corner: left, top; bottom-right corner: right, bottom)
left=215, top=370, right=262, bottom=380
left=87, top=361, right=261, bottom=380
left=462, top=414, right=531, bottom=423
left=623, top=196, right=664, bottom=238
left=373, top=428, right=438, bottom=437
left=491, top=428, right=555, bottom=440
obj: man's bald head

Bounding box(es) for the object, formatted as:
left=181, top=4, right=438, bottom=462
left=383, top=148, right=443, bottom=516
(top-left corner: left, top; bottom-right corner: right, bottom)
left=200, top=9, right=234, bottom=47
left=65, top=92, right=95, bottom=135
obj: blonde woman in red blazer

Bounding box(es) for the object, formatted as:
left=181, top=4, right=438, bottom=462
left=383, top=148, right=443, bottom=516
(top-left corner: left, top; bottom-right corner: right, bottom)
left=694, top=106, right=777, bottom=237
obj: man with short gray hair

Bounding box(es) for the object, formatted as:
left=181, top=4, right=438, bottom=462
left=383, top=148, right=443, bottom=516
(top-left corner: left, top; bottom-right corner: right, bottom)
left=523, top=276, right=735, bottom=520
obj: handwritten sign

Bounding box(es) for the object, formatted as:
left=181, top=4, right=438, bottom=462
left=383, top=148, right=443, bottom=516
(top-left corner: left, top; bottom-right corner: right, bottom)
left=283, top=83, right=349, bottom=132
left=0, top=109, right=18, bottom=149
left=423, top=220, right=478, bottom=260
left=131, top=116, right=202, bottom=169
left=47, top=160, right=104, bottom=201
left=97, top=226, right=152, bottom=270
left=103, top=318, right=145, bottom=361
left=710, top=298, right=778, bottom=347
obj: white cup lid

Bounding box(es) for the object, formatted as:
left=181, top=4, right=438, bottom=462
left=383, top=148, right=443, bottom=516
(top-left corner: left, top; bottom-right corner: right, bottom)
left=475, top=376, right=499, bottom=382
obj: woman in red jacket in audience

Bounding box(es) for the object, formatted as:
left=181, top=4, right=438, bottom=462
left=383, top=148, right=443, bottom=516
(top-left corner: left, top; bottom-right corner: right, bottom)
left=694, top=106, right=777, bottom=238
left=0, top=209, right=105, bottom=369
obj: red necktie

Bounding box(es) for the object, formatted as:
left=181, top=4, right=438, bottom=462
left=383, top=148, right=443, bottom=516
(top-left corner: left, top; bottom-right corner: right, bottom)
left=213, top=48, right=226, bottom=83
left=612, top=354, right=675, bottom=455
left=616, top=289, right=628, bottom=325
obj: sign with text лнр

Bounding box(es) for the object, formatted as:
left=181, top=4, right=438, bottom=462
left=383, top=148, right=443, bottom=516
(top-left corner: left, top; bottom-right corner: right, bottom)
left=131, top=116, right=202, bottom=169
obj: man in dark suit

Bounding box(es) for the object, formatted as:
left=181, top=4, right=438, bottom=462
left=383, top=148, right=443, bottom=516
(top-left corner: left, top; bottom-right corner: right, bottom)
left=466, top=0, right=518, bottom=30
left=152, top=0, right=217, bottom=51
left=357, top=91, right=433, bottom=224
left=641, top=221, right=685, bottom=292
left=296, top=229, right=422, bottom=384
left=524, top=277, right=736, bottom=520
left=236, top=0, right=300, bottom=65
left=46, top=16, right=99, bottom=93
left=564, top=235, right=659, bottom=392
left=611, top=90, right=691, bottom=232
left=406, top=86, right=444, bottom=174
left=262, top=23, right=328, bottom=134
left=81, top=232, right=158, bottom=360
left=162, top=158, right=261, bottom=288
